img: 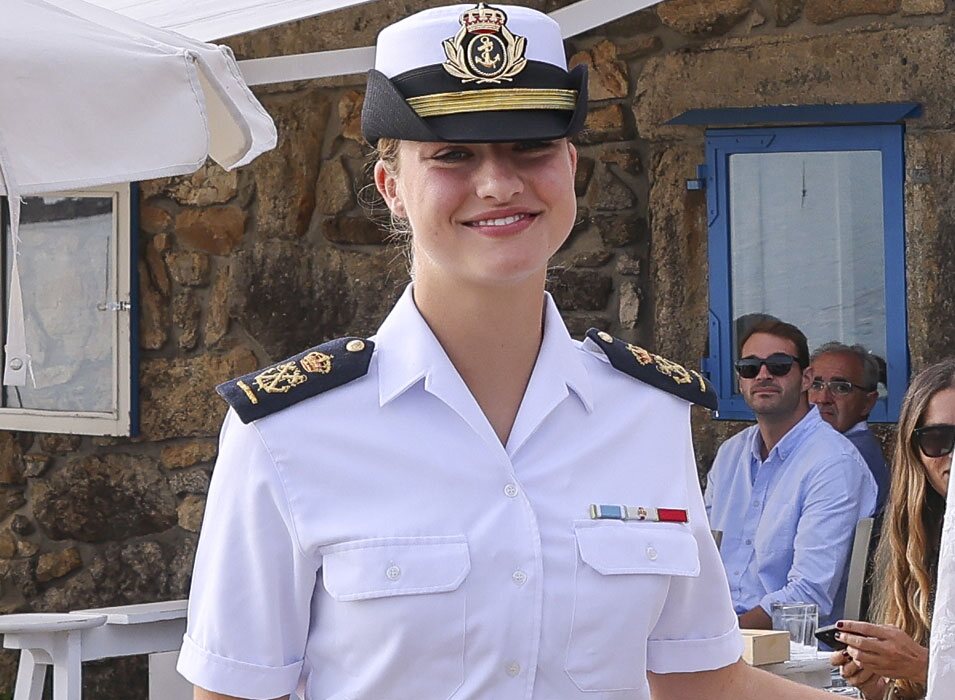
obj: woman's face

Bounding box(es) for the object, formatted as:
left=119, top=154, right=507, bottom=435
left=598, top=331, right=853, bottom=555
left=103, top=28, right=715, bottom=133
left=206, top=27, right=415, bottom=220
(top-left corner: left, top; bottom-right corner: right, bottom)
left=375, top=139, right=577, bottom=288
left=918, top=386, right=955, bottom=498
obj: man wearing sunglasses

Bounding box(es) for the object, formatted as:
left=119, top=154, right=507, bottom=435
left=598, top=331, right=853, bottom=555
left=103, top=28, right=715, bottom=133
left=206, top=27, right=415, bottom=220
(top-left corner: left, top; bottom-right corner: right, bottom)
left=808, top=342, right=889, bottom=512
left=704, top=319, right=878, bottom=630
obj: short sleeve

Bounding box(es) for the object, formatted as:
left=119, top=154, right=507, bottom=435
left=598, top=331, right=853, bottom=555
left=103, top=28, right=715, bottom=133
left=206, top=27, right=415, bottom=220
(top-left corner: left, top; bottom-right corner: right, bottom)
left=647, top=411, right=743, bottom=674
left=177, top=410, right=318, bottom=699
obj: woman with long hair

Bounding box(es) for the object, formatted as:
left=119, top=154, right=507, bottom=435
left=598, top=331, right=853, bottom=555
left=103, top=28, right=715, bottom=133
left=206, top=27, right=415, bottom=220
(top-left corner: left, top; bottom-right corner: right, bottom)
left=833, top=358, right=955, bottom=699
left=178, top=4, right=846, bottom=699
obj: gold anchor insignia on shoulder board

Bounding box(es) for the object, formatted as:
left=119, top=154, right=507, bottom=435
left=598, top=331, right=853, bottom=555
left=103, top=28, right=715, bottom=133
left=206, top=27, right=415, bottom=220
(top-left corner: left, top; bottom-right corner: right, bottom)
left=300, top=351, right=332, bottom=374
left=254, top=362, right=308, bottom=394
left=627, top=343, right=707, bottom=392
left=442, top=3, right=527, bottom=84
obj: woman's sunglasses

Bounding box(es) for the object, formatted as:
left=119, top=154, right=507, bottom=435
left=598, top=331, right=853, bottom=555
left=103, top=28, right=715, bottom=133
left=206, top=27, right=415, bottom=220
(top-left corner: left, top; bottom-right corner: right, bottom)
left=912, top=424, right=955, bottom=459
left=734, top=354, right=798, bottom=379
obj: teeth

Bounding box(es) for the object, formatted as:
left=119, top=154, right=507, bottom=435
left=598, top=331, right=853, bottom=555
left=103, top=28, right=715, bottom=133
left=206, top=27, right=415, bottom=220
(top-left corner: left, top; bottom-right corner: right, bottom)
left=475, top=214, right=526, bottom=227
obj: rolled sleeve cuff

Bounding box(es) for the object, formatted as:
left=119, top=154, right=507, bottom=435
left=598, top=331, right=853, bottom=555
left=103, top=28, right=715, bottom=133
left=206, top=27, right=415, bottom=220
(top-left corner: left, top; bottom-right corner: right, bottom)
left=647, top=623, right=743, bottom=674
left=176, top=634, right=303, bottom=700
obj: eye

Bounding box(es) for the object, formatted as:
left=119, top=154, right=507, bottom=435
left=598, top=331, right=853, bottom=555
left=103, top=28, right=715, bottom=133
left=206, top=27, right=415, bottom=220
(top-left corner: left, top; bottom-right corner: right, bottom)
left=431, top=147, right=472, bottom=163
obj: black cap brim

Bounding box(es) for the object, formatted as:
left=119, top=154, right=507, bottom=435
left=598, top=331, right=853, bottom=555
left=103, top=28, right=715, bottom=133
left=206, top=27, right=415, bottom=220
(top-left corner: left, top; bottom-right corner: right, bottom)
left=362, top=63, right=588, bottom=145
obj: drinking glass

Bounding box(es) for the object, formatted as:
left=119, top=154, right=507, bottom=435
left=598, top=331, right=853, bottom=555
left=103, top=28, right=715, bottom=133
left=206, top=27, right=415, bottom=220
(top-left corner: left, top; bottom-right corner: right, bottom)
left=771, top=602, right=819, bottom=660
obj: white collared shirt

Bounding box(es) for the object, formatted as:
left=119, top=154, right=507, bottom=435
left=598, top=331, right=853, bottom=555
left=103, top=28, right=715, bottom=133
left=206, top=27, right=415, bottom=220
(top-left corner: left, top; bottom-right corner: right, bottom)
left=178, top=286, right=742, bottom=700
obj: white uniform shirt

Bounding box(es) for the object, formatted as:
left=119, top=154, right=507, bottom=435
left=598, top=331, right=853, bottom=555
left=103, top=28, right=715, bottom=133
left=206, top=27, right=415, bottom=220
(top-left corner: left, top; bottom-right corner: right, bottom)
left=177, top=286, right=742, bottom=700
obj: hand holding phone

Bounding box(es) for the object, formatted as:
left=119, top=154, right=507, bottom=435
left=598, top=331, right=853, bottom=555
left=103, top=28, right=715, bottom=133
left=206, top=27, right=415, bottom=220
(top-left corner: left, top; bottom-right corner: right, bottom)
left=815, top=623, right=848, bottom=650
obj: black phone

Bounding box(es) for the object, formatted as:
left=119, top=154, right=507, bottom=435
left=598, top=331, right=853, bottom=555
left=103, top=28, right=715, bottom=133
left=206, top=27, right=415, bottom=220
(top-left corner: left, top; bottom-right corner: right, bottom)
left=814, top=623, right=848, bottom=651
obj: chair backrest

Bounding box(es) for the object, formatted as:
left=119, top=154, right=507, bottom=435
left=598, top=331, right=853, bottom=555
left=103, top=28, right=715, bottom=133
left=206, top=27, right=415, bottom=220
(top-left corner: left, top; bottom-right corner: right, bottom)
left=843, top=516, right=876, bottom=621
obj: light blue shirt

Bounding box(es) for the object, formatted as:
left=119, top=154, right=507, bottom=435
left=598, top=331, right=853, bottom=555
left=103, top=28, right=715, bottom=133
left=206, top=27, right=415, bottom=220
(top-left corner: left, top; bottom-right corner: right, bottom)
left=844, top=421, right=890, bottom=513
left=704, top=406, right=878, bottom=626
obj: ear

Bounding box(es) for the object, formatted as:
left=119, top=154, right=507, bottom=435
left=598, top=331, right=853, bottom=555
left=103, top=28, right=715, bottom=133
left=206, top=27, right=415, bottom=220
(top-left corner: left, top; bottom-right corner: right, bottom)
left=862, top=389, right=879, bottom=415
left=567, top=140, right=578, bottom=177
left=800, top=365, right=813, bottom=392
left=374, top=160, right=406, bottom=219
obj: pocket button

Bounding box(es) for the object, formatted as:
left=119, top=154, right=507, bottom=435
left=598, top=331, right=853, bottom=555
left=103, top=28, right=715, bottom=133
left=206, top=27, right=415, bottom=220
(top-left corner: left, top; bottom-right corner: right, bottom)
left=646, top=545, right=658, bottom=561
left=386, top=565, right=401, bottom=580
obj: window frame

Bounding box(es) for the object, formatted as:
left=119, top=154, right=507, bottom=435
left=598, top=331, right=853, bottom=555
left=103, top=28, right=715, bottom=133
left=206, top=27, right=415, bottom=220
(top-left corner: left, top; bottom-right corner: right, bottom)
left=701, top=124, right=908, bottom=422
left=0, top=183, right=138, bottom=436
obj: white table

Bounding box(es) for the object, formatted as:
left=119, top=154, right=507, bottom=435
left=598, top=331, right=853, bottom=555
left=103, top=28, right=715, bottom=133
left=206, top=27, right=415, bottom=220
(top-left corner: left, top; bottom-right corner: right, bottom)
left=0, top=600, right=190, bottom=700
left=763, top=650, right=837, bottom=689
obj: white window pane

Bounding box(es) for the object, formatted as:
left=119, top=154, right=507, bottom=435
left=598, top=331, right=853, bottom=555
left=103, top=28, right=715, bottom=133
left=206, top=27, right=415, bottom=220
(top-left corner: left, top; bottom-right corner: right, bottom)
left=729, top=151, right=887, bottom=360
left=7, top=196, right=116, bottom=412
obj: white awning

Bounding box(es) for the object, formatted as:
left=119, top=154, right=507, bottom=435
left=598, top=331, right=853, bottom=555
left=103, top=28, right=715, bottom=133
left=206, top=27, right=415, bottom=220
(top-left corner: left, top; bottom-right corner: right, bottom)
left=84, top=0, right=665, bottom=82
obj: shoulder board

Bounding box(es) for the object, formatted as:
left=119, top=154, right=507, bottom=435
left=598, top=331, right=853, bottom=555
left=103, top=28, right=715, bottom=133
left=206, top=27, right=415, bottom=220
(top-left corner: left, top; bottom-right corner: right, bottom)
left=585, top=329, right=718, bottom=410
left=216, top=337, right=374, bottom=424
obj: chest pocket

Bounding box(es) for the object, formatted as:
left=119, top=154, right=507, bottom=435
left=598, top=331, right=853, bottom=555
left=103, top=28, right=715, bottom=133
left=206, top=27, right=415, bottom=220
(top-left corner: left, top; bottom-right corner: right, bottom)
left=565, top=523, right=700, bottom=692
left=319, top=536, right=470, bottom=700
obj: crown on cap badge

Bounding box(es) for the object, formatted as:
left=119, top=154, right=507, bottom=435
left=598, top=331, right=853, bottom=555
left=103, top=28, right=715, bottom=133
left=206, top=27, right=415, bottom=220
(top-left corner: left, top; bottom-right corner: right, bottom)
left=442, top=3, right=527, bottom=84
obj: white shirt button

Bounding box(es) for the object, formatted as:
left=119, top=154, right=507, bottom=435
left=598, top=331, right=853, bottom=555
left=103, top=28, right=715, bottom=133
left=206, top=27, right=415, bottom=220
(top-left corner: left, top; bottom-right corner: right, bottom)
left=646, top=546, right=658, bottom=561
left=386, top=565, right=401, bottom=580
left=503, top=483, right=519, bottom=498
left=512, top=570, right=527, bottom=586
left=505, top=661, right=521, bottom=677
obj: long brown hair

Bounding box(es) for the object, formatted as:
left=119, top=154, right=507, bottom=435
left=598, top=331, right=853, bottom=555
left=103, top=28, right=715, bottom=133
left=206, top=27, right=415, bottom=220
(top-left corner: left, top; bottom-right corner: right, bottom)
left=871, top=358, right=955, bottom=699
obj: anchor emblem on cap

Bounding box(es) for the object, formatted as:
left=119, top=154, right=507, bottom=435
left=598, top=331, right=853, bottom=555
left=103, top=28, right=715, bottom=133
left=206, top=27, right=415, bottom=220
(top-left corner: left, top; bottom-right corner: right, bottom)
left=442, top=3, right=527, bottom=84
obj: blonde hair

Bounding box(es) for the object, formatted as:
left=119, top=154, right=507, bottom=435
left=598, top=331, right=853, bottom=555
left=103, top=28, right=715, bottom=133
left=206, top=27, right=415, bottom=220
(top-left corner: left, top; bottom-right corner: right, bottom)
left=871, top=357, right=955, bottom=699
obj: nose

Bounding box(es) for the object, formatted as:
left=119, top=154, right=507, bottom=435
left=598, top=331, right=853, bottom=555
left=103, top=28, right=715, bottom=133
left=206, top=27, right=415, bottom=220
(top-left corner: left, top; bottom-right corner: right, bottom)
left=474, top=152, right=523, bottom=202
left=755, top=363, right=774, bottom=381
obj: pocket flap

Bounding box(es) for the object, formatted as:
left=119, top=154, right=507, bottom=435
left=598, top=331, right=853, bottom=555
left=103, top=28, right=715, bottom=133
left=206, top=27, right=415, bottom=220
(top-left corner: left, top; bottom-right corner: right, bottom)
left=322, top=536, right=471, bottom=601
left=575, top=524, right=700, bottom=577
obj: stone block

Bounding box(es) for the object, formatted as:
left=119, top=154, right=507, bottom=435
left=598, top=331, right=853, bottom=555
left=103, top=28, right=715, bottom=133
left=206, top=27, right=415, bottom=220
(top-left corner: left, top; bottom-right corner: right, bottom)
left=145, top=235, right=171, bottom=297
left=339, top=90, right=365, bottom=143
left=251, top=90, right=331, bottom=239
left=22, top=454, right=49, bottom=479
left=578, top=104, right=631, bottom=144
left=138, top=261, right=168, bottom=350
left=548, top=269, right=613, bottom=311
left=323, top=216, right=389, bottom=245
left=140, top=162, right=238, bottom=206
left=16, top=539, right=37, bottom=558
left=204, top=268, right=231, bottom=347
left=615, top=35, right=663, bottom=59
left=9, top=515, right=32, bottom=536
left=775, top=0, right=804, bottom=25
left=575, top=156, right=596, bottom=197
left=569, top=40, right=629, bottom=101
left=161, top=440, right=218, bottom=470
left=33, top=454, right=176, bottom=542
left=231, top=243, right=403, bottom=358
left=173, top=290, right=201, bottom=351
left=36, top=547, right=82, bottom=583
left=139, top=203, right=172, bottom=236
left=594, top=214, right=646, bottom=248
left=656, top=0, right=753, bottom=36
left=174, top=206, right=247, bottom=255
left=0, top=434, right=23, bottom=486
left=648, top=145, right=710, bottom=360
left=0, top=532, right=16, bottom=559
left=0, top=490, right=24, bottom=523
left=177, top=496, right=206, bottom=533
left=805, top=0, right=900, bottom=23
left=317, top=158, right=355, bottom=215
left=563, top=312, right=612, bottom=338
left=620, top=279, right=642, bottom=330
left=139, top=347, right=258, bottom=441
left=165, top=251, right=211, bottom=287
left=36, top=434, right=81, bottom=454
left=636, top=26, right=955, bottom=138
left=616, top=253, right=642, bottom=276
left=168, top=470, right=210, bottom=496
left=900, top=0, right=945, bottom=13
left=588, top=165, right=638, bottom=211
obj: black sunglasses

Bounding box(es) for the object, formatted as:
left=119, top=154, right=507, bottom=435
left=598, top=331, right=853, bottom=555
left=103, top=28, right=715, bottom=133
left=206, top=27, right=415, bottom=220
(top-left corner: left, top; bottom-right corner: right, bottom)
left=912, top=424, right=955, bottom=459
left=735, top=354, right=798, bottom=379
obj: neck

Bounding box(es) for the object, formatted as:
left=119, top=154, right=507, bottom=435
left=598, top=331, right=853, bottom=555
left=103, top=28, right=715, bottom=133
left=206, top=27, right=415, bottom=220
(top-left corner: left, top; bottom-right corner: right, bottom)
left=756, top=400, right=810, bottom=459
left=412, top=268, right=548, bottom=445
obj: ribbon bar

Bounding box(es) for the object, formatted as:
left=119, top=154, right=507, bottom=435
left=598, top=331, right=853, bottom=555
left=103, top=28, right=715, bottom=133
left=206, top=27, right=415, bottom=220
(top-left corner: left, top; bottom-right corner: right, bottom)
left=589, top=504, right=688, bottom=523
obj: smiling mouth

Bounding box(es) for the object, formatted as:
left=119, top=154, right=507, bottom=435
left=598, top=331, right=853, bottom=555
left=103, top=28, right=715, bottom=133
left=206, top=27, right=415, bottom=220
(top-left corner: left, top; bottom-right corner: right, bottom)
left=466, top=213, right=534, bottom=227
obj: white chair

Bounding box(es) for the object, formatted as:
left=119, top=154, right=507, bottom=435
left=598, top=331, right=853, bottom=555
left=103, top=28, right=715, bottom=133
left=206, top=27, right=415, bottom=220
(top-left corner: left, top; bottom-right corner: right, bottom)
left=0, top=600, right=190, bottom=700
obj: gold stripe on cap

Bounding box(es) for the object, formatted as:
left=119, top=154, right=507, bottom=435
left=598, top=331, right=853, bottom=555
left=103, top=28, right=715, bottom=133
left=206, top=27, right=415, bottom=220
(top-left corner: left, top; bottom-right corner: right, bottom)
left=407, top=88, right=578, bottom=118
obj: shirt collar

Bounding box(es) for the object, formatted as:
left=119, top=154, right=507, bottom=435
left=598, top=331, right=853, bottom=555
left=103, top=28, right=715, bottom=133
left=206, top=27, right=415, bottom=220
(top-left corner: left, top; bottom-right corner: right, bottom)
left=844, top=420, right=869, bottom=437
left=373, top=284, right=592, bottom=413
left=749, top=404, right=824, bottom=463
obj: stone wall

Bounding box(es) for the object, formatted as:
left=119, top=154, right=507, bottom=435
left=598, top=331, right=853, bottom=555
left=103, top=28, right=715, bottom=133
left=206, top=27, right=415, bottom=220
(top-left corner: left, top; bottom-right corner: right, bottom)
left=2, top=0, right=954, bottom=695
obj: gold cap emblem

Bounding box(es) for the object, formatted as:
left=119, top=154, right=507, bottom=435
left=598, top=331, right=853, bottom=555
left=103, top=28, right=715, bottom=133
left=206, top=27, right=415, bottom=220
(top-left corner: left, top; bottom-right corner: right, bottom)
left=442, top=3, right=527, bottom=84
